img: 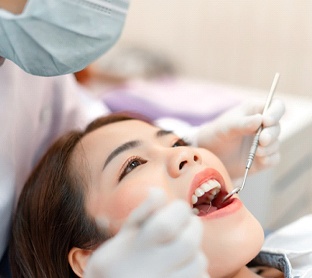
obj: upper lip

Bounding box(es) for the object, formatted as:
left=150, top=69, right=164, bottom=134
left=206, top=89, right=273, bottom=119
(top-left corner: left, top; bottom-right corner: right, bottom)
left=189, top=168, right=228, bottom=206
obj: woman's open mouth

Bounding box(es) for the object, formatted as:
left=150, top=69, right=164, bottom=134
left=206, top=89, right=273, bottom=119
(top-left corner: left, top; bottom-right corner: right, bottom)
left=190, top=169, right=234, bottom=217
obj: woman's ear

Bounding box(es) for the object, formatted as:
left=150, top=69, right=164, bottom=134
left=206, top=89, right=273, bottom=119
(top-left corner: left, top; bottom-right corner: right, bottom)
left=68, top=247, right=93, bottom=277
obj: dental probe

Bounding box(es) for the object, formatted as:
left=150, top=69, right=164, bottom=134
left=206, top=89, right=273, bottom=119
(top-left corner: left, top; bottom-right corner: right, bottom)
left=222, top=73, right=280, bottom=203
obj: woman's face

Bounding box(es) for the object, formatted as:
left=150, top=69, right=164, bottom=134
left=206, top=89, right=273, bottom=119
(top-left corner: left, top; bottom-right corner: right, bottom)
left=75, top=120, right=264, bottom=277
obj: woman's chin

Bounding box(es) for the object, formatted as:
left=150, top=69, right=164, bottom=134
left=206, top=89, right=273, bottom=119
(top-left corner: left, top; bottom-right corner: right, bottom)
left=202, top=205, right=264, bottom=277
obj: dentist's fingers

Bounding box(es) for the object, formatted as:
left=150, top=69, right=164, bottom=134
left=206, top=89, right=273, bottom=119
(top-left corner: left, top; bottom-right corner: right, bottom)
left=233, top=114, right=262, bottom=134
left=242, top=98, right=284, bottom=117
left=240, top=99, right=265, bottom=115
left=86, top=192, right=207, bottom=278
left=240, top=99, right=284, bottom=134
left=148, top=215, right=206, bottom=277
left=256, top=141, right=280, bottom=157
left=158, top=214, right=203, bottom=265
left=96, top=188, right=167, bottom=233
left=262, top=98, right=285, bottom=126
left=169, top=251, right=208, bottom=278
left=255, top=152, right=281, bottom=167
left=139, top=200, right=193, bottom=245
left=123, top=188, right=167, bottom=229
left=259, top=124, right=281, bottom=146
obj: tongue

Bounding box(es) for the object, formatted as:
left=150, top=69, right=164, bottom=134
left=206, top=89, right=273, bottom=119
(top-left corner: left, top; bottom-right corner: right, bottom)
left=196, top=204, right=218, bottom=216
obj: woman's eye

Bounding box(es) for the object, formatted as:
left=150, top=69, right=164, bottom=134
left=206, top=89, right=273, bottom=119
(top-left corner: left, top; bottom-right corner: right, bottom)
left=172, top=138, right=189, bottom=147
left=119, top=157, right=147, bottom=181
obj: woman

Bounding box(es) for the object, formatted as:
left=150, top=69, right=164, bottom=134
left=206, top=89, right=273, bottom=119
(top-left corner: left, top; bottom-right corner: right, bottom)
left=10, top=113, right=287, bottom=277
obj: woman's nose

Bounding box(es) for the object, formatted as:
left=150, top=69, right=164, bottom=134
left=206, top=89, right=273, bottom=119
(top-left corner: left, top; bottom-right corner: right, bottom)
left=167, top=147, right=202, bottom=178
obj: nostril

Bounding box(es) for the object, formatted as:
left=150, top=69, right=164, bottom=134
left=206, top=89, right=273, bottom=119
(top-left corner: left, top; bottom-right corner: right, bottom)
left=194, top=155, right=199, bottom=162
left=179, top=161, right=187, bottom=170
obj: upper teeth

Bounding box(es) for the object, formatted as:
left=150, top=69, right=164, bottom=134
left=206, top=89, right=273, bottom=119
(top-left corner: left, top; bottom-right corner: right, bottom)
left=191, top=179, right=221, bottom=205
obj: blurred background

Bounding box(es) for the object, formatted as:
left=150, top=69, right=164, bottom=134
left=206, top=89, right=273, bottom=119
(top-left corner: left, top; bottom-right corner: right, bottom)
left=89, top=0, right=312, bottom=97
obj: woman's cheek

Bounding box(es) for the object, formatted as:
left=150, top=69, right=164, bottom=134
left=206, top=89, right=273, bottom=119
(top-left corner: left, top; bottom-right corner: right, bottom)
left=110, top=174, right=171, bottom=222
left=110, top=182, right=151, bottom=220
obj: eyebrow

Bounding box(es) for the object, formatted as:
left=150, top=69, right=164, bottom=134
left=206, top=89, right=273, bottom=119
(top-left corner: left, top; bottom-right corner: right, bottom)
left=102, top=129, right=173, bottom=170
left=156, top=129, right=173, bottom=137
left=103, top=141, right=140, bottom=170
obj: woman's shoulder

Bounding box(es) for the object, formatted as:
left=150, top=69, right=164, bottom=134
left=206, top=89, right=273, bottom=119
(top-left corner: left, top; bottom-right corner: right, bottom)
left=259, top=214, right=312, bottom=278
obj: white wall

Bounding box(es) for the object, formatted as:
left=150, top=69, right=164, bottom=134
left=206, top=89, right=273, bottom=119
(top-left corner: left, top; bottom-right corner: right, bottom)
left=112, top=0, right=312, bottom=96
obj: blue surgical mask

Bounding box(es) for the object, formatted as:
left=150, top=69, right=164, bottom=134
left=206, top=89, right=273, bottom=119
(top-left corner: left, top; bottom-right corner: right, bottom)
left=0, top=0, right=129, bottom=76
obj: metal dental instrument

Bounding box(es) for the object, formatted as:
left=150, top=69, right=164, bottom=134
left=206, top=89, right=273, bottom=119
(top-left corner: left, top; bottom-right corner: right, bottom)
left=222, top=73, right=280, bottom=203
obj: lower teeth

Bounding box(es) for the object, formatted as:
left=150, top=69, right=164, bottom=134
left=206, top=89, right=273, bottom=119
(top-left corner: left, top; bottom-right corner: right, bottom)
left=192, top=202, right=213, bottom=216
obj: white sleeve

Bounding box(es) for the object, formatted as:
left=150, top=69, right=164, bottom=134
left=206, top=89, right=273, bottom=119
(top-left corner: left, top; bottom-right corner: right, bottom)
left=262, top=215, right=312, bottom=277
left=51, top=74, right=109, bottom=132
left=263, top=215, right=312, bottom=252
left=33, top=74, right=111, bottom=165
left=0, top=63, right=110, bottom=262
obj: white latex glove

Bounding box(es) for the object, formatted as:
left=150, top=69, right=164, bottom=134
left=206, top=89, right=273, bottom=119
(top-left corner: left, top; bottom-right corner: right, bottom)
left=84, top=189, right=209, bottom=278
left=195, top=98, right=285, bottom=179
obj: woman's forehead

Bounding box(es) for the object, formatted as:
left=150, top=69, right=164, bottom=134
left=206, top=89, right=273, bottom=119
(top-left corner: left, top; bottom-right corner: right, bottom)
left=90, top=120, right=155, bottom=139
left=79, top=120, right=157, bottom=151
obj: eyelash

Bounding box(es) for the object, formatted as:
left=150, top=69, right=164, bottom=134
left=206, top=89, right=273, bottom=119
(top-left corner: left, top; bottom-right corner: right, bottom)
left=119, top=156, right=147, bottom=181
left=172, top=138, right=190, bottom=147
left=118, top=138, right=190, bottom=181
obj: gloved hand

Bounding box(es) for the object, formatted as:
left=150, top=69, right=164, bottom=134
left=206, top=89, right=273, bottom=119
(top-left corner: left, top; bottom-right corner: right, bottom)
left=195, top=98, right=285, bottom=179
left=84, top=189, right=209, bottom=278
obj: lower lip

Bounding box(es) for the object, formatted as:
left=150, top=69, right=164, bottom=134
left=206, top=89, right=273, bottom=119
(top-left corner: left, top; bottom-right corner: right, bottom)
left=200, top=198, right=242, bottom=220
